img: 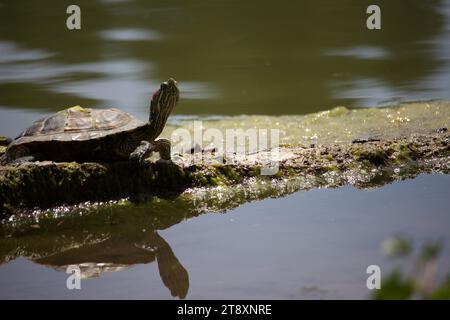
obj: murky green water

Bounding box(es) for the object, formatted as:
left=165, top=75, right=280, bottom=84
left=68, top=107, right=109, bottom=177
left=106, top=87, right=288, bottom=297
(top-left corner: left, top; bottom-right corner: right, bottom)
left=0, top=0, right=450, bottom=299
left=1, top=0, right=450, bottom=132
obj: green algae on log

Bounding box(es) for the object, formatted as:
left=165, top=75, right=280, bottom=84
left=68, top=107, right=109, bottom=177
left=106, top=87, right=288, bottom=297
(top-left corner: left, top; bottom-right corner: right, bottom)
left=0, top=160, right=189, bottom=214
left=0, top=130, right=448, bottom=217
left=0, top=101, right=449, bottom=216
left=163, top=100, right=450, bottom=146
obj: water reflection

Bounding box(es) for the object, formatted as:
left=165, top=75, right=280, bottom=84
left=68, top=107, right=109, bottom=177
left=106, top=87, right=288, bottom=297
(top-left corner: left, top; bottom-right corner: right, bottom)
left=0, top=41, right=54, bottom=63
left=0, top=202, right=193, bottom=299
left=98, top=28, right=162, bottom=42
left=326, top=46, right=390, bottom=60
left=1, top=174, right=449, bottom=299
left=36, top=230, right=189, bottom=299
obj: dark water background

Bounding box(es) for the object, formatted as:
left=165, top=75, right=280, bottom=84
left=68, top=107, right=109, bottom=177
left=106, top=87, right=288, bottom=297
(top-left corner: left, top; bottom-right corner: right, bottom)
left=0, top=0, right=449, bottom=299
left=1, top=0, right=450, bottom=137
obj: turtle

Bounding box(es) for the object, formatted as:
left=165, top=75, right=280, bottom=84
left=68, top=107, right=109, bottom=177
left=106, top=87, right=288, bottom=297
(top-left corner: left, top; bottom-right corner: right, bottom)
left=0, top=78, right=179, bottom=165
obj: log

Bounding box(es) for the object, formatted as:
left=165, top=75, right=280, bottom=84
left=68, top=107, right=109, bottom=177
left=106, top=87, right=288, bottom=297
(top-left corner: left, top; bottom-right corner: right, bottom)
left=0, top=130, right=448, bottom=218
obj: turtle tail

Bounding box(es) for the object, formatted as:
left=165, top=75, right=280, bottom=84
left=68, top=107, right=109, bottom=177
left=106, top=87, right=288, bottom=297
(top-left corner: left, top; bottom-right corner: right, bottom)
left=0, top=136, right=12, bottom=165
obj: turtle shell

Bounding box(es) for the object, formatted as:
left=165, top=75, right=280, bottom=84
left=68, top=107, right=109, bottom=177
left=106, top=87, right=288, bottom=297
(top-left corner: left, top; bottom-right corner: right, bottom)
left=9, top=106, right=145, bottom=148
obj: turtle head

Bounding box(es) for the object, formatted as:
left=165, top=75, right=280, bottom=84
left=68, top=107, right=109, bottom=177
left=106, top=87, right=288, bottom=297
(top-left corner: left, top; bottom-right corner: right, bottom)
left=149, top=78, right=180, bottom=134
left=151, top=78, right=179, bottom=109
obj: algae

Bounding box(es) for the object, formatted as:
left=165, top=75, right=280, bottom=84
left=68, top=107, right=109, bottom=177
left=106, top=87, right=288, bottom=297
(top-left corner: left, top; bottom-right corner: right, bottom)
left=0, top=101, right=448, bottom=218
left=164, top=100, right=450, bottom=146
left=63, top=105, right=91, bottom=114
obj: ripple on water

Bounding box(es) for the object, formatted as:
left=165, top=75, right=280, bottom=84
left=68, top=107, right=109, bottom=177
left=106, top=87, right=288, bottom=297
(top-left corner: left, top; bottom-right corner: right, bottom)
left=98, top=28, right=162, bottom=42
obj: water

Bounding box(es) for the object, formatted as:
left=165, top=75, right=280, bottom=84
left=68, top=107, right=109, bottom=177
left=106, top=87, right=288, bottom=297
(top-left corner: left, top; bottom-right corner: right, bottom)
left=0, top=0, right=450, bottom=299
left=1, top=1, right=450, bottom=137
left=0, top=174, right=449, bottom=299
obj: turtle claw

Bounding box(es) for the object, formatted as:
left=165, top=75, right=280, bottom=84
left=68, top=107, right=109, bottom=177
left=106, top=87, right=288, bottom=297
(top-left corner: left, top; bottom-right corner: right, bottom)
left=130, top=141, right=154, bottom=165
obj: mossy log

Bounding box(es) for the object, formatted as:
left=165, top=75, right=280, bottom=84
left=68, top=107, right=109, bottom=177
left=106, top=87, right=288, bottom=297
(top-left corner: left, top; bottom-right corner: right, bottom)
left=0, top=131, right=448, bottom=216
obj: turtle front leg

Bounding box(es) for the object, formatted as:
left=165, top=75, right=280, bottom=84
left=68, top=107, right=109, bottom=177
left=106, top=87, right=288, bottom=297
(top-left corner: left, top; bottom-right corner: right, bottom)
left=130, top=139, right=172, bottom=164
left=130, top=140, right=154, bottom=164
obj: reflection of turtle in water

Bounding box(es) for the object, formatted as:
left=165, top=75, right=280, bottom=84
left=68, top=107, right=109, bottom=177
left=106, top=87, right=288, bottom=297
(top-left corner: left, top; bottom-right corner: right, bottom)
left=36, top=230, right=190, bottom=299
left=0, top=78, right=179, bottom=165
